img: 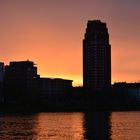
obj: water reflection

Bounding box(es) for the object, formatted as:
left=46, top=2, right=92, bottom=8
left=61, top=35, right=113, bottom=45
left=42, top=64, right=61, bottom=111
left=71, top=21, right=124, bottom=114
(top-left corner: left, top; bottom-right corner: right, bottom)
left=33, top=112, right=85, bottom=140
left=0, top=112, right=85, bottom=140
left=0, top=113, right=38, bottom=140
left=111, top=112, right=140, bottom=140
left=1, top=112, right=140, bottom=140
left=0, top=112, right=111, bottom=140
left=84, top=112, right=111, bottom=140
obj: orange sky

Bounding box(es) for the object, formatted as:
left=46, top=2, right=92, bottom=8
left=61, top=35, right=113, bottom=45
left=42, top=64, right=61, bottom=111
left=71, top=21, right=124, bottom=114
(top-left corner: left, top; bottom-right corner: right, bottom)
left=0, top=0, right=140, bottom=86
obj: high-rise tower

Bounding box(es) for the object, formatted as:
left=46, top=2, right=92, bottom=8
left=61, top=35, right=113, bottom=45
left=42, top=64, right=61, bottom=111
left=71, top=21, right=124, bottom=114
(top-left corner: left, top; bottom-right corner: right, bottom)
left=83, top=20, right=111, bottom=91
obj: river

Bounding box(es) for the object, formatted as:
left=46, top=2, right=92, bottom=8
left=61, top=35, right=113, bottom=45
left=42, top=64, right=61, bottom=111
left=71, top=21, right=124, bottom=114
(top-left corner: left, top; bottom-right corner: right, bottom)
left=0, top=111, right=140, bottom=140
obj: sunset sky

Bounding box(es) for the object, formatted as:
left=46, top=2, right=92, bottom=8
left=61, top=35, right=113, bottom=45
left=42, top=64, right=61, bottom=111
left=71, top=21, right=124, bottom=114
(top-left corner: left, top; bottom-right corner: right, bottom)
left=0, top=0, right=140, bottom=86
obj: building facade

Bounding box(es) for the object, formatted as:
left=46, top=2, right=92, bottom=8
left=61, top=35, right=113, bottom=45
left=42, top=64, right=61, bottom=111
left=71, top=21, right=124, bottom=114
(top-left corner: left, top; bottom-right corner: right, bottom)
left=39, top=78, right=73, bottom=106
left=83, top=20, right=111, bottom=91
left=4, top=60, right=39, bottom=104
left=0, top=62, right=4, bottom=100
left=113, top=82, right=140, bottom=105
left=0, top=62, right=4, bottom=84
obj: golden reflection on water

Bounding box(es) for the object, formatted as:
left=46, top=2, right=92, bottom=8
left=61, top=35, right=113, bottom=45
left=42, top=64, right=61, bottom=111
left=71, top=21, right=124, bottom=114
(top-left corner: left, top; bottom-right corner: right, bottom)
left=111, top=112, right=140, bottom=140
left=33, top=112, right=85, bottom=140
left=1, top=112, right=140, bottom=140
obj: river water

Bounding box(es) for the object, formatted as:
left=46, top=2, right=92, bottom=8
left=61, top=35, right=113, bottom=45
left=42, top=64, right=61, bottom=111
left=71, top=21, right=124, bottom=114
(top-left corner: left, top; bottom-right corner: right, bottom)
left=0, top=111, right=140, bottom=140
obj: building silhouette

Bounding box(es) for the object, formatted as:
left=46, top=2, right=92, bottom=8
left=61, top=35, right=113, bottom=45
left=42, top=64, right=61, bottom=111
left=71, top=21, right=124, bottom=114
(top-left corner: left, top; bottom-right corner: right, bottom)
left=4, top=60, right=40, bottom=104
left=39, top=78, right=73, bottom=107
left=0, top=62, right=4, bottom=100
left=83, top=20, right=111, bottom=91
left=0, top=62, right=4, bottom=84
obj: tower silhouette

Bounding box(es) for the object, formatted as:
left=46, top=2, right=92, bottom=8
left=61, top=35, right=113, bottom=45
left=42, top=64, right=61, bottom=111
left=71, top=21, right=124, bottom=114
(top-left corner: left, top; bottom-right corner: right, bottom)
left=83, top=20, right=111, bottom=91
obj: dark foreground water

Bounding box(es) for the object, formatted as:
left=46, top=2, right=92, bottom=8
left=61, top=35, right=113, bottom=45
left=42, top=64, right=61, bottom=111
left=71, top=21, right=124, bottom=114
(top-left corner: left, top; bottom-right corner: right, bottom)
left=0, top=111, right=140, bottom=140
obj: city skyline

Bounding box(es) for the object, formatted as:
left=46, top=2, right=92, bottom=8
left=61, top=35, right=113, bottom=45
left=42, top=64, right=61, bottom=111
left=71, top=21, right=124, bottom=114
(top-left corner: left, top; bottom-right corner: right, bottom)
left=0, top=0, right=140, bottom=86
